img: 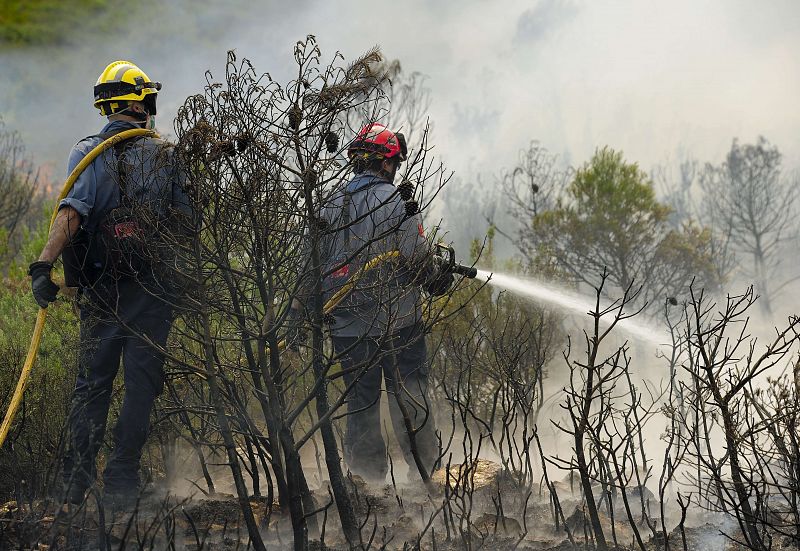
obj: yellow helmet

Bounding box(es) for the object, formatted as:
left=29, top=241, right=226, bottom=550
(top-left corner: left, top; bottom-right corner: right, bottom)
left=93, top=60, right=161, bottom=116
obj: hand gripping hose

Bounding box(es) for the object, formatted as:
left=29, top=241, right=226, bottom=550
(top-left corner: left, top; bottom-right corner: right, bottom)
left=0, top=128, right=156, bottom=448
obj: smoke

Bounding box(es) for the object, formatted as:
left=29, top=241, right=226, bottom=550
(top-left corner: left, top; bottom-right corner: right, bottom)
left=513, top=0, right=579, bottom=46
left=0, top=0, right=309, bottom=172
left=1, top=0, right=797, bottom=186
left=2, top=0, right=798, bottom=360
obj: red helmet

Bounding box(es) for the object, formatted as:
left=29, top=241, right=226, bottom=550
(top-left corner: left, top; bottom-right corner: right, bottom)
left=348, top=123, right=407, bottom=162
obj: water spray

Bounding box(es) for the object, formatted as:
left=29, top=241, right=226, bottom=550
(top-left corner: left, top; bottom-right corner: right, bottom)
left=473, top=269, right=666, bottom=345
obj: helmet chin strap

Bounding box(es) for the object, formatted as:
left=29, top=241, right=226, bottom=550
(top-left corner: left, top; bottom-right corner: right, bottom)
left=111, top=105, right=155, bottom=129
left=381, top=159, right=400, bottom=182
left=117, top=104, right=149, bottom=123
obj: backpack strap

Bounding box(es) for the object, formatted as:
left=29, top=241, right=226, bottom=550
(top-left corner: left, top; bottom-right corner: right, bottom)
left=341, top=177, right=385, bottom=250
left=341, top=191, right=352, bottom=251
left=94, top=130, right=140, bottom=197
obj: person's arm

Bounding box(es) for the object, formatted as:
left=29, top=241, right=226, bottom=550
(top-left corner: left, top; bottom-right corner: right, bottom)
left=168, top=143, right=197, bottom=228
left=38, top=207, right=81, bottom=263
left=397, top=208, right=453, bottom=296
left=396, top=207, right=431, bottom=271
left=29, top=142, right=94, bottom=308
left=28, top=206, right=81, bottom=308
left=43, top=140, right=97, bottom=261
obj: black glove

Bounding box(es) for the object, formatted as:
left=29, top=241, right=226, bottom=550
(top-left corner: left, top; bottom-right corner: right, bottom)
left=426, top=267, right=455, bottom=297
left=29, top=261, right=59, bottom=309
left=285, top=306, right=308, bottom=352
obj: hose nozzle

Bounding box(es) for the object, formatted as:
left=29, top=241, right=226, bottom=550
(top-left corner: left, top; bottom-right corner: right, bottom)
left=434, top=243, right=477, bottom=279
left=451, top=263, right=478, bottom=279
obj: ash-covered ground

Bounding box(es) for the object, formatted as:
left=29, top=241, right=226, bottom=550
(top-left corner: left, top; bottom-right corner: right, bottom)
left=3, top=458, right=788, bottom=551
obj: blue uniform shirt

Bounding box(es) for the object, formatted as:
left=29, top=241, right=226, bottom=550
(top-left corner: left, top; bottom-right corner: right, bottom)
left=60, top=120, right=191, bottom=232
left=319, top=172, right=431, bottom=337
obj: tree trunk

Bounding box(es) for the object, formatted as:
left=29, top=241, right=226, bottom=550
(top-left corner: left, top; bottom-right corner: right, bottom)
left=305, top=178, right=361, bottom=548
left=754, top=249, right=773, bottom=317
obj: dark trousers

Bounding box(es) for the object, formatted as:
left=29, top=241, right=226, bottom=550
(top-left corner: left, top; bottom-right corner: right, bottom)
left=332, top=324, right=438, bottom=483
left=63, top=282, right=173, bottom=495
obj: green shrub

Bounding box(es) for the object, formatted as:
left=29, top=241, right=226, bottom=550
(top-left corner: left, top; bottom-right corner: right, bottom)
left=0, top=270, right=78, bottom=498
left=0, top=0, right=124, bottom=46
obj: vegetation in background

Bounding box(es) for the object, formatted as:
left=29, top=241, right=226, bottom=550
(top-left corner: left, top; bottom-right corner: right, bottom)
left=700, top=137, right=797, bottom=316
left=0, top=0, right=119, bottom=46
left=516, top=147, right=722, bottom=313
left=0, top=117, right=44, bottom=265
left=0, top=0, right=253, bottom=47
left=0, top=115, right=76, bottom=498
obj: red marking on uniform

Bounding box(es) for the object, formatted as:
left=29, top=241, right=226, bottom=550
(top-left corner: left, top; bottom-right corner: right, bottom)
left=332, top=265, right=350, bottom=278
left=114, top=221, right=140, bottom=238
left=417, top=223, right=425, bottom=236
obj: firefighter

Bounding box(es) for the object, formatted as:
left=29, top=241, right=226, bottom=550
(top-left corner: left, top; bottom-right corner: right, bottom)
left=28, top=61, right=190, bottom=507
left=291, top=123, right=454, bottom=483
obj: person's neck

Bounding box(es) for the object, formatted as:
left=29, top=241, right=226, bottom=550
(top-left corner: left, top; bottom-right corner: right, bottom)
left=108, top=115, right=143, bottom=125
left=363, top=169, right=393, bottom=182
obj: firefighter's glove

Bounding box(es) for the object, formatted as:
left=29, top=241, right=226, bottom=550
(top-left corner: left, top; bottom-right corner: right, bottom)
left=29, top=261, right=59, bottom=309
left=285, top=307, right=308, bottom=352
left=426, top=266, right=455, bottom=297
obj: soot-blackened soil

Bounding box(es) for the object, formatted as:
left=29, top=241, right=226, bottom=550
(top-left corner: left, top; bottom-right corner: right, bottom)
left=0, top=461, right=761, bottom=550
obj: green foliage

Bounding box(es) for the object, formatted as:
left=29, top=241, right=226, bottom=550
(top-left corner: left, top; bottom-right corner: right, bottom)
left=0, top=275, right=78, bottom=496
left=0, top=0, right=254, bottom=47
left=0, top=188, right=75, bottom=496
left=430, top=230, right=563, bottom=422
left=562, top=147, right=669, bottom=234
left=1, top=0, right=111, bottom=45
left=531, top=147, right=721, bottom=310
left=1, top=203, right=51, bottom=277
left=656, top=223, right=720, bottom=289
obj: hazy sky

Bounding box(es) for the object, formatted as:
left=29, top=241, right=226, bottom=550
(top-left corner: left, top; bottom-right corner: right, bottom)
left=2, top=0, right=798, bottom=178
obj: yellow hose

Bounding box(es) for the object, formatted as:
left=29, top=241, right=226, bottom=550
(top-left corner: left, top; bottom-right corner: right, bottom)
left=0, top=129, right=156, bottom=448
left=322, top=250, right=401, bottom=315
left=275, top=250, right=402, bottom=352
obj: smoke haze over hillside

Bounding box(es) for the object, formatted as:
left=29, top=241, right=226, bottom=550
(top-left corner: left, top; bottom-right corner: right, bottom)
left=1, top=0, right=798, bottom=181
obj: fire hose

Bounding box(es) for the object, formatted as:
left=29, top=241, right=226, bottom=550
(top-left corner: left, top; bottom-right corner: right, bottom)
left=0, top=138, right=476, bottom=447
left=277, top=245, right=476, bottom=350
left=0, top=128, right=157, bottom=448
